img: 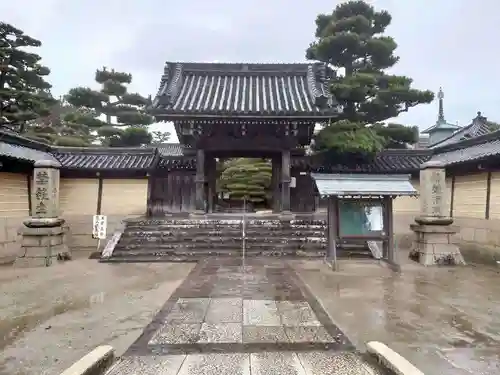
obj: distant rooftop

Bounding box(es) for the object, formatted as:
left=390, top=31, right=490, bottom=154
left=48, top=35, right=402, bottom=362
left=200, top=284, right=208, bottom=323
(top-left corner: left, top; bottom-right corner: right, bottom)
left=422, top=87, right=461, bottom=135
left=430, top=112, right=495, bottom=149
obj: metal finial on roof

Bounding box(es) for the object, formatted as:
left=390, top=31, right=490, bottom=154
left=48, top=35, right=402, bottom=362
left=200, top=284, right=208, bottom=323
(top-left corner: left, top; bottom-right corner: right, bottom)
left=437, top=87, right=445, bottom=122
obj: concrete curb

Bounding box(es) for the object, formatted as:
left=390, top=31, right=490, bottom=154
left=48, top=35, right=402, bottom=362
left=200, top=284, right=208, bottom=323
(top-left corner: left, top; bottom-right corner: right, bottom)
left=59, top=345, right=115, bottom=375
left=366, top=341, right=424, bottom=375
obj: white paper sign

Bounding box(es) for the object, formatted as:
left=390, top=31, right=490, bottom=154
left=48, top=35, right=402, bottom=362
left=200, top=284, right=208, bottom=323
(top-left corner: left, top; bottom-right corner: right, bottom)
left=290, top=177, right=296, bottom=188
left=92, top=215, right=107, bottom=239
left=102, top=232, right=121, bottom=258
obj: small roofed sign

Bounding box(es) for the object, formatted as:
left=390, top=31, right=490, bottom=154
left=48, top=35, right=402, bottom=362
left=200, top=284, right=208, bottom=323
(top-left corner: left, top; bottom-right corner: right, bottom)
left=92, top=215, right=107, bottom=239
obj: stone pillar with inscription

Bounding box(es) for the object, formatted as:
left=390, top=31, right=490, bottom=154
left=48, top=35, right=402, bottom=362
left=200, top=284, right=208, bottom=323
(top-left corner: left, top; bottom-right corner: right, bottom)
left=409, top=161, right=465, bottom=265
left=16, top=160, right=70, bottom=267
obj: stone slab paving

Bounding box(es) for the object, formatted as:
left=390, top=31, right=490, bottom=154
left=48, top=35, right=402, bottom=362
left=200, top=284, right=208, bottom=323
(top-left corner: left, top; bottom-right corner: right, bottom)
left=107, top=258, right=385, bottom=374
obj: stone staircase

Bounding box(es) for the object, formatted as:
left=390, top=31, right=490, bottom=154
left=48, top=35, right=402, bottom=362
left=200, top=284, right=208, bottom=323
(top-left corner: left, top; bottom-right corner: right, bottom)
left=100, top=216, right=372, bottom=262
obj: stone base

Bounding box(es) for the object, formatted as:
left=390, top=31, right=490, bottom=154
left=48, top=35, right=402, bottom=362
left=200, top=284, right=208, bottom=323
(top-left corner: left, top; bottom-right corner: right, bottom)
left=16, top=224, right=71, bottom=267
left=414, top=215, right=453, bottom=226
left=23, top=217, right=65, bottom=228
left=409, top=224, right=466, bottom=266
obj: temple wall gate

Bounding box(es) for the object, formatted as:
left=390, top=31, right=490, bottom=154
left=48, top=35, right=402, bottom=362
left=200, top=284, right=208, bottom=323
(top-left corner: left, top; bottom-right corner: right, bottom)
left=149, top=171, right=196, bottom=215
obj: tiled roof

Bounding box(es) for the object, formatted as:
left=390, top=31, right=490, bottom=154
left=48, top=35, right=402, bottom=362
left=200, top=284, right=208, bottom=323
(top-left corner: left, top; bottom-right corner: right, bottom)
left=53, top=147, right=158, bottom=170
left=430, top=112, right=494, bottom=148
left=422, top=120, right=461, bottom=134
left=0, top=130, right=57, bottom=163
left=430, top=130, right=500, bottom=166
left=158, top=156, right=195, bottom=169
left=296, top=150, right=431, bottom=173
left=151, top=62, right=339, bottom=117
left=0, top=142, right=57, bottom=163
left=156, top=143, right=184, bottom=156
left=311, top=173, right=417, bottom=197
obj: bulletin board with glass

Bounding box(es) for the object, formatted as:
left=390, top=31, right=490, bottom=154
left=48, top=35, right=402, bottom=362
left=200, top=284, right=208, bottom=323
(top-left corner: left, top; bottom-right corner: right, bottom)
left=337, top=198, right=386, bottom=238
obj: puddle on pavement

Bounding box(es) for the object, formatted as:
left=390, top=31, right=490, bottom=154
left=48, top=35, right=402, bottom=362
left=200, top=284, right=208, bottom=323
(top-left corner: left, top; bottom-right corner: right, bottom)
left=0, top=264, right=191, bottom=352
left=0, top=298, right=90, bottom=351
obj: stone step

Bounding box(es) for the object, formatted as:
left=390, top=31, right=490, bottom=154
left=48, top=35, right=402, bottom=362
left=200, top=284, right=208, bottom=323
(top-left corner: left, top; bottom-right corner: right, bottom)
left=122, top=228, right=326, bottom=236
left=120, top=232, right=327, bottom=241
left=117, top=238, right=327, bottom=248
left=103, top=248, right=371, bottom=262
left=125, top=219, right=326, bottom=226
left=109, top=248, right=327, bottom=258
left=124, top=224, right=327, bottom=231
left=107, top=217, right=369, bottom=263
left=114, top=242, right=327, bottom=251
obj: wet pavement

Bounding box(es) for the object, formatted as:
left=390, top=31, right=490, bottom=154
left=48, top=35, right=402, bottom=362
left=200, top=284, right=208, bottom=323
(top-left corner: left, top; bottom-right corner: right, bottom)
left=292, top=257, right=500, bottom=375
left=107, top=258, right=384, bottom=375
left=0, top=260, right=194, bottom=375
left=2, top=254, right=499, bottom=375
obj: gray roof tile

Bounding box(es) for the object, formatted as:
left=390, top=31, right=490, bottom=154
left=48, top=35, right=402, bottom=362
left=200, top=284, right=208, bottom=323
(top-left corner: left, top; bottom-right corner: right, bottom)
left=0, top=130, right=58, bottom=163
left=156, top=143, right=184, bottom=156
left=311, top=173, right=417, bottom=197
left=430, top=112, right=493, bottom=148
left=152, top=62, right=338, bottom=117
left=53, top=147, right=157, bottom=170
left=297, top=150, right=431, bottom=173
left=0, top=142, right=57, bottom=163
left=431, top=132, right=500, bottom=166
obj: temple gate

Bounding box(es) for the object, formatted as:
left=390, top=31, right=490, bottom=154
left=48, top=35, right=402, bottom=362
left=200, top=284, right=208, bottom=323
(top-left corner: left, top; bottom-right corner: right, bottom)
left=147, top=62, right=339, bottom=215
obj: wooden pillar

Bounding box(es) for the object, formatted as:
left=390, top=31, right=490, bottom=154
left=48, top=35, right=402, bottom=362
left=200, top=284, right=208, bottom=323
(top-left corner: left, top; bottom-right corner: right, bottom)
left=146, top=172, right=154, bottom=217
left=195, top=149, right=206, bottom=213
left=450, top=175, right=455, bottom=217
left=382, top=198, right=389, bottom=259
left=386, top=197, right=395, bottom=263
left=327, top=196, right=338, bottom=269
left=96, top=174, right=103, bottom=215
left=281, top=149, right=291, bottom=213
left=485, top=171, right=492, bottom=219
left=206, top=156, right=217, bottom=213
left=27, top=173, right=32, bottom=216
left=272, top=156, right=281, bottom=213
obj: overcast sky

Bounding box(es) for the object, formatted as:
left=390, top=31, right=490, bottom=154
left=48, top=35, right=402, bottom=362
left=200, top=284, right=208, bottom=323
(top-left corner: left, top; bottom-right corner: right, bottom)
left=2, top=0, right=497, bottom=142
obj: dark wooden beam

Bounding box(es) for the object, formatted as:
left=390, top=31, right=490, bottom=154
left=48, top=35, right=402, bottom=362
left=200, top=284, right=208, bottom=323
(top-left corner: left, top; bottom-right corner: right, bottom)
left=386, top=197, right=395, bottom=263
left=146, top=173, right=154, bottom=217
left=450, top=175, right=455, bottom=217
left=96, top=176, right=103, bottom=215
left=27, top=173, right=32, bottom=216
left=486, top=171, right=492, bottom=219
left=326, top=196, right=338, bottom=268
left=195, top=149, right=205, bottom=213
left=281, top=149, right=291, bottom=212
left=59, top=169, right=149, bottom=178
left=196, top=136, right=299, bottom=151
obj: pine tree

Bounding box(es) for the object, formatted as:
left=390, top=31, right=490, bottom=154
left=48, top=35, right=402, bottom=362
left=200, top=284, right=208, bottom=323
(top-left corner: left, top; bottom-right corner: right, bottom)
left=65, top=67, right=157, bottom=147
left=219, top=159, right=272, bottom=203
left=150, top=130, right=171, bottom=144
left=307, top=0, right=433, bottom=155
left=0, top=22, right=55, bottom=132
left=25, top=98, right=95, bottom=146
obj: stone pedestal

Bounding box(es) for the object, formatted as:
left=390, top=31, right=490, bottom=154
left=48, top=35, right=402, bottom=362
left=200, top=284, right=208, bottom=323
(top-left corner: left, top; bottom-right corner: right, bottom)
left=409, top=224, right=465, bottom=265
left=16, top=160, right=71, bottom=267
left=409, top=161, right=465, bottom=266
left=16, top=224, right=70, bottom=267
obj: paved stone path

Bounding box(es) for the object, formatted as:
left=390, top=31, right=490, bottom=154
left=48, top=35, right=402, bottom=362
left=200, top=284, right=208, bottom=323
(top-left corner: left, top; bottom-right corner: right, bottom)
left=106, top=258, right=384, bottom=374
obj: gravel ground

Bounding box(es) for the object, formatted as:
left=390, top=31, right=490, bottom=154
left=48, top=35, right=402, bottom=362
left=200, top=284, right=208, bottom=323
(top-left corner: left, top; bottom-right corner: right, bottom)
left=0, top=260, right=194, bottom=375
